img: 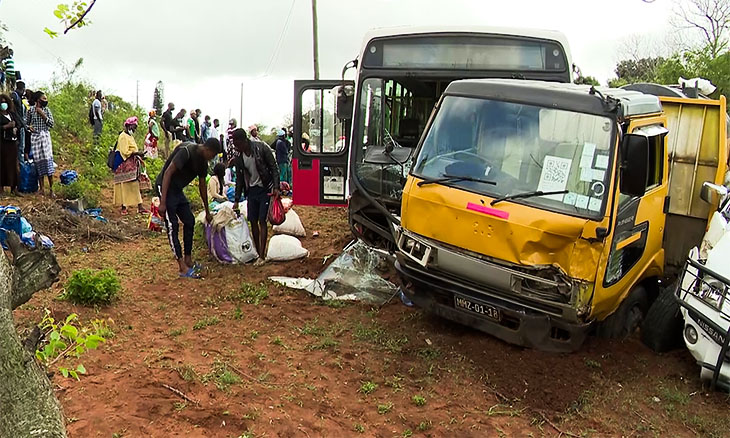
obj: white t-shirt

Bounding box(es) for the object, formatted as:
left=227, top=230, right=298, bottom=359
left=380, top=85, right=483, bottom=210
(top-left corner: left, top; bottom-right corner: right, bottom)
left=210, top=126, right=220, bottom=141
left=93, top=98, right=103, bottom=121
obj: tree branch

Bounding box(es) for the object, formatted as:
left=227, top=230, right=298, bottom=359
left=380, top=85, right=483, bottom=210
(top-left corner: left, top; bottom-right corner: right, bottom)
left=63, top=0, right=97, bottom=35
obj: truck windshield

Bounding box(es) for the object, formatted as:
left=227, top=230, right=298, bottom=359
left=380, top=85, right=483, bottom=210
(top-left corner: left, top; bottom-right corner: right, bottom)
left=413, top=96, right=615, bottom=217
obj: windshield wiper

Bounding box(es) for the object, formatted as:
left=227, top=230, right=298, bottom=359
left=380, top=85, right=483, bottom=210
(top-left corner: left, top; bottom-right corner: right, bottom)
left=490, top=190, right=569, bottom=206
left=417, top=174, right=497, bottom=187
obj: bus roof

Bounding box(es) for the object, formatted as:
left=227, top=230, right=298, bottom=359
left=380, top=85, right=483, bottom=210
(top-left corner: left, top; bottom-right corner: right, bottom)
left=445, top=79, right=662, bottom=118
left=360, top=25, right=572, bottom=64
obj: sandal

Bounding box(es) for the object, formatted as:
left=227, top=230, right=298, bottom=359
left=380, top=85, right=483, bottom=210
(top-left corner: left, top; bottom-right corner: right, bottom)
left=138, top=207, right=151, bottom=215
left=179, top=267, right=202, bottom=279
left=121, top=208, right=129, bottom=216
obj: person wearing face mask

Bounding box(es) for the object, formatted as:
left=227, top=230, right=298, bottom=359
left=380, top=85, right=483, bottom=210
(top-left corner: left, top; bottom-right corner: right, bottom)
left=113, top=116, right=149, bottom=215
left=0, top=94, right=19, bottom=194
left=25, top=91, right=55, bottom=197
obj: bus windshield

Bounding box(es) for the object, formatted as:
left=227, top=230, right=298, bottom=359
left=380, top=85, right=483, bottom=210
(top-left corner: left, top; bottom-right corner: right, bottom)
left=413, top=96, right=615, bottom=218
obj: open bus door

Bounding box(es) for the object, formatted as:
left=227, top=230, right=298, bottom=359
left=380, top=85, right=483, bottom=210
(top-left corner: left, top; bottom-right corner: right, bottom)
left=292, top=80, right=355, bottom=207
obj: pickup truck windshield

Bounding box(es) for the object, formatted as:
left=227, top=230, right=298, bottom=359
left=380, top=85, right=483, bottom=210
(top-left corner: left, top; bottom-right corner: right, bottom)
left=413, top=96, right=614, bottom=217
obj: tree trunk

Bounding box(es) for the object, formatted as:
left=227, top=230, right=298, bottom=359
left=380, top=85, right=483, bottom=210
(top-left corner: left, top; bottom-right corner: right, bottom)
left=0, top=233, right=65, bottom=437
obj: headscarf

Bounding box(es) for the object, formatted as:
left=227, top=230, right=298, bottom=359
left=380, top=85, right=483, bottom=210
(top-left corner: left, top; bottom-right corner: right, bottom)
left=125, top=116, right=139, bottom=126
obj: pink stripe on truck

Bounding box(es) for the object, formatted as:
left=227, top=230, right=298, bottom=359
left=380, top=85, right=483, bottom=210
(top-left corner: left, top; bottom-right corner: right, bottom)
left=466, top=202, right=510, bottom=220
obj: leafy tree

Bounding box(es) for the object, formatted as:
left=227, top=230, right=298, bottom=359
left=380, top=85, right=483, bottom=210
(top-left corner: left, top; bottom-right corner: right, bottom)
left=152, top=81, right=164, bottom=115
left=675, top=0, right=730, bottom=58
left=607, top=57, right=666, bottom=88
left=574, top=75, right=600, bottom=86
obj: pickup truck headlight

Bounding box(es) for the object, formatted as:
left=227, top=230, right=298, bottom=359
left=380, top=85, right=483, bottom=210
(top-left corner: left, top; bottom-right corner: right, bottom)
left=685, top=324, right=699, bottom=344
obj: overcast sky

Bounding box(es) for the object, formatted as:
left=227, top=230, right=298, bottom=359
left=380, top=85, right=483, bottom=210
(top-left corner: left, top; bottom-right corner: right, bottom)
left=1, top=0, right=676, bottom=129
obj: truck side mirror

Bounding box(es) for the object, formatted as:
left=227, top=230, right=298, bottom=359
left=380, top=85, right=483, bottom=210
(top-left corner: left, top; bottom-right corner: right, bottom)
left=336, top=85, right=354, bottom=120
left=620, top=134, right=649, bottom=198
left=700, top=181, right=728, bottom=204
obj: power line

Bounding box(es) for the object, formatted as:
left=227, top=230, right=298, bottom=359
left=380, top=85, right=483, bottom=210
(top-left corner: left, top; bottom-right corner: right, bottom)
left=264, top=0, right=297, bottom=77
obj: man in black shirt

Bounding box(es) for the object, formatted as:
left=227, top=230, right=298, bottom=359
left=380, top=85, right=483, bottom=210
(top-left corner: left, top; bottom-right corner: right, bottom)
left=157, top=138, right=221, bottom=278
left=231, top=129, right=280, bottom=266
left=161, top=102, right=174, bottom=157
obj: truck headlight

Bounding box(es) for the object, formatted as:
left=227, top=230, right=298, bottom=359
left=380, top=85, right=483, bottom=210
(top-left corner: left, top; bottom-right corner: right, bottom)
left=685, top=324, right=698, bottom=344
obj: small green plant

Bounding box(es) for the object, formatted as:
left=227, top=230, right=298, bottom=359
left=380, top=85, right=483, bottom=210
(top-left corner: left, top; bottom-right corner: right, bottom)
left=35, top=310, right=105, bottom=380
left=193, top=316, right=220, bottom=331
left=176, top=364, right=198, bottom=382
left=584, top=358, right=602, bottom=369
left=402, top=429, right=413, bottom=438
left=90, top=318, right=115, bottom=338
left=271, top=336, right=286, bottom=347
left=309, top=337, right=339, bottom=351
left=202, top=360, right=241, bottom=391
left=359, top=381, right=378, bottom=395
left=354, top=423, right=365, bottom=433
left=412, top=394, right=427, bottom=407
left=62, top=268, right=121, bottom=306
left=417, top=347, right=441, bottom=360
left=229, top=282, right=269, bottom=305
left=232, top=306, right=243, bottom=320
left=250, top=330, right=259, bottom=340
left=377, top=402, right=393, bottom=415
left=417, top=421, right=432, bottom=431
left=168, top=327, right=186, bottom=337
left=56, top=176, right=101, bottom=208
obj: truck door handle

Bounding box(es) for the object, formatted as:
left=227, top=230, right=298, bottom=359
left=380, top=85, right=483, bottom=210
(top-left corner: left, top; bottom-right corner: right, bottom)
left=299, top=160, right=312, bottom=170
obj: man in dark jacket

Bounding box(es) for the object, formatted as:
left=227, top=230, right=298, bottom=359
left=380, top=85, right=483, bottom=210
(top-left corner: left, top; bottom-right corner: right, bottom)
left=231, top=128, right=280, bottom=266
left=11, top=81, right=26, bottom=163
left=274, top=129, right=292, bottom=185
left=161, top=102, right=175, bottom=157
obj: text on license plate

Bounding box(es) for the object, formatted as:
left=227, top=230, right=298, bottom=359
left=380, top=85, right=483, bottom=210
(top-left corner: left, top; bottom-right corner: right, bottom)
left=454, top=295, right=501, bottom=321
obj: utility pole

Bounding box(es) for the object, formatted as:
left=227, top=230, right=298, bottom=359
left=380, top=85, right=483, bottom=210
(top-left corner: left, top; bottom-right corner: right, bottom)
left=311, top=0, right=320, bottom=80
left=136, top=80, right=139, bottom=108
left=239, top=82, right=244, bottom=126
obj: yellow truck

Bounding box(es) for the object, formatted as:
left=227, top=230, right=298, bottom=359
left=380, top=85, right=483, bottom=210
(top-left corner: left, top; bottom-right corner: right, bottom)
left=394, top=79, right=727, bottom=352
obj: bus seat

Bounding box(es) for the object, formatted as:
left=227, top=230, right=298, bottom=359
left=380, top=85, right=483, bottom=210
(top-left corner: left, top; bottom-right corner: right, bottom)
left=396, top=118, right=421, bottom=147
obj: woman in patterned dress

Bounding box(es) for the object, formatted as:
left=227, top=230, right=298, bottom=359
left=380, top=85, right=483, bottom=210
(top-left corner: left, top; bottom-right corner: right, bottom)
left=25, top=91, right=55, bottom=197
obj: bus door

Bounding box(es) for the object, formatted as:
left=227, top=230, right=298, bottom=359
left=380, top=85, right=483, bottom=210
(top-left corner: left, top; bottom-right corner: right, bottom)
left=292, top=80, right=354, bottom=207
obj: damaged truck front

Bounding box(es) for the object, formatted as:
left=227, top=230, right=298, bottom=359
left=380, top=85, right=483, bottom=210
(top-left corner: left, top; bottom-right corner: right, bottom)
left=396, top=79, right=679, bottom=352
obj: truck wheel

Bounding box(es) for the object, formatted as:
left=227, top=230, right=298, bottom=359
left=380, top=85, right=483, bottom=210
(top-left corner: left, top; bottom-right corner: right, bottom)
left=640, top=282, right=684, bottom=352
left=597, top=285, right=649, bottom=339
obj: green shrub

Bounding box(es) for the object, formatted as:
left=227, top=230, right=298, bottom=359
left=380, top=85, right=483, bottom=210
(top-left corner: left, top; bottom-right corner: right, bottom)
left=62, top=268, right=121, bottom=305
left=56, top=176, right=101, bottom=208
left=145, top=157, right=165, bottom=186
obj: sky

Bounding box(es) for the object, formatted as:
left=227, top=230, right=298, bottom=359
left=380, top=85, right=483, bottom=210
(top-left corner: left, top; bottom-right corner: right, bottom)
left=0, top=0, right=676, bottom=129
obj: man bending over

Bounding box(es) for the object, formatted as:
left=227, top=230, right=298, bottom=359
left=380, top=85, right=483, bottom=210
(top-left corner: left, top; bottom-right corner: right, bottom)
left=157, top=138, right=221, bottom=278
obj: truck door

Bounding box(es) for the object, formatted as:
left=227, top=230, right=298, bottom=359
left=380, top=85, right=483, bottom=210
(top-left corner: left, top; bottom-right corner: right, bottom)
left=292, top=80, right=354, bottom=207
left=594, top=121, right=669, bottom=319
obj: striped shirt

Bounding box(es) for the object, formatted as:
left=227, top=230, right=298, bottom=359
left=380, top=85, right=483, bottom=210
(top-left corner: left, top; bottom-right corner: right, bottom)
left=3, top=58, right=14, bottom=78
left=26, top=107, right=55, bottom=133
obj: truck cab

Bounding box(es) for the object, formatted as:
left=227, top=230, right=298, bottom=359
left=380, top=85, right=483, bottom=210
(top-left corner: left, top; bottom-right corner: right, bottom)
left=396, top=79, right=727, bottom=352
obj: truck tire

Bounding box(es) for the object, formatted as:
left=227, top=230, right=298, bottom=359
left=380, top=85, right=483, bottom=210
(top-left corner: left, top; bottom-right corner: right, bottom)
left=597, top=285, right=649, bottom=339
left=640, top=282, right=684, bottom=352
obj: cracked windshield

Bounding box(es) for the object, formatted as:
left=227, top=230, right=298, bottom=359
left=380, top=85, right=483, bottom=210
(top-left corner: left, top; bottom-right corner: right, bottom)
left=414, top=96, right=614, bottom=216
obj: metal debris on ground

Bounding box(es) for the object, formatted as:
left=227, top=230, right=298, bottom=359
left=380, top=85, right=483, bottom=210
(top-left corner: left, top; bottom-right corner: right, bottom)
left=270, top=240, right=398, bottom=305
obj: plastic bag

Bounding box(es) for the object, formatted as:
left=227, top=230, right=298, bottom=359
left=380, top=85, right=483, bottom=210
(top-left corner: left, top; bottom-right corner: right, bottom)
left=226, top=186, right=244, bottom=202
left=268, top=194, right=286, bottom=226
left=19, top=161, right=38, bottom=193
left=226, top=219, right=258, bottom=263
left=266, top=234, right=309, bottom=261
left=281, top=197, right=293, bottom=213
left=0, top=206, right=22, bottom=248
left=272, top=209, right=306, bottom=237
left=60, top=170, right=78, bottom=185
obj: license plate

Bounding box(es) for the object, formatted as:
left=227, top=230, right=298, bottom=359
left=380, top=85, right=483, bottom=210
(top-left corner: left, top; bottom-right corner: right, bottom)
left=454, top=294, right=502, bottom=322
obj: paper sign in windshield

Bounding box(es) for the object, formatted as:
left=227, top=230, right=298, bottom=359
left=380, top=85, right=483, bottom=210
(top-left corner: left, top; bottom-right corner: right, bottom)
left=580, top=143, right=596, bottom=168
left=538, top=156, right=572, bottom=201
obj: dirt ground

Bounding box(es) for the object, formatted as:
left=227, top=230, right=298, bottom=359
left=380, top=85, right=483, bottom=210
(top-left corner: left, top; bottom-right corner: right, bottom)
left=9, top=194, right=730, bottom=438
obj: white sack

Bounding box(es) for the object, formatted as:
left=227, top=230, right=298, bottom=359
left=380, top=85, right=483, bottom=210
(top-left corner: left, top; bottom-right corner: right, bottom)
left=272, top=209, right=306, bottom=237
left=266, top=235, right=309, bottom=261
left=227, top=219, right=259, bottom=263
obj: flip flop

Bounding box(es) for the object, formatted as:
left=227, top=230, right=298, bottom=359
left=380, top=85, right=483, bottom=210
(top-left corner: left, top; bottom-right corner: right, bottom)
left=179, top=267, right=202, bottom=279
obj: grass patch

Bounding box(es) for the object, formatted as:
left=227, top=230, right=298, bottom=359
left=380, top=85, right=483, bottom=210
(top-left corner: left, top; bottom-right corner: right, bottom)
left=201, top=360, right=241, bottom=392
left=353, top=423, right=365, bottom=433
left=232, top=306, right=243, bottom=320
left=377, top=402, right=393, bottom=415
left=417, top=421, right=431, bottom=431
left=353, top=323, right=409, bottom=353
left=317, top=299, right=350, bottom=309
left=417, top=347, right=441, bottom=360
left=169, top=327, right=186, bottom=337
left=175, top=364, right=198, bottom=382
left=359, top=381, right=378, bottom=395
left=270, top=336, right=287, bottom=348
left=309, top=337, right=339, bottom=351
left=659, top=384, right=690, bottom=406
left=193, top=316, right=220, bottom=331
left=299, top=320, right=327, bottom=337
left=228, top=282, right=269, bottom=305
left=412, top=394, right=426, bottom=407
left=584, top=358, right=602, bottom=369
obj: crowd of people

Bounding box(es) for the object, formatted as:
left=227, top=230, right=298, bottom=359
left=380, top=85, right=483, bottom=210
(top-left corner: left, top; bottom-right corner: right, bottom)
left=108, top=100, right=295, bottom=278
left=1, top=81, right=56, bottom=196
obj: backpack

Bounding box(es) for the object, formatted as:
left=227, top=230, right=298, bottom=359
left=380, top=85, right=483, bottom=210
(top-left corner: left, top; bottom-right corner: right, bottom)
left=88, top=104, right=95, bottom=126
left=106, top=132, right=122, bottom=170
